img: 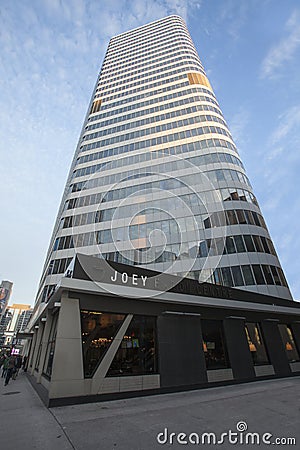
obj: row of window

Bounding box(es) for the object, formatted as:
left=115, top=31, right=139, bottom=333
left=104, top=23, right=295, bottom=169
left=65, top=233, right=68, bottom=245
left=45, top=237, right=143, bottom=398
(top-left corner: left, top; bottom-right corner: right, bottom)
left=97, top=57, right=202, bottom=97
left=54, top=208, right=265, bottom=256
left=46, top=244, right=286, bottom=291
left=41, top=284, right=57, bottom=303
left=101, top=41, right=199, bottom=78
left=70, top=173, right=250, bottom=213
left=95, top=79, right=189, bottom=111
left=107, top=22, right=187, bottom=56
left=109, top=31, right=196, bottom=63
left=97, top=71, right=185, bottom=102
left=105, top=31, right=197, bottom=68
left=82, top=111, right=227, bottom=145
left=47, top=257, right=73, bottom=276
left=72, top=139, right=238, bottom=192
left=100, top=68, right=191, bottom=105
left=74, top=151, right=244, bottom=196
left=203, top=321, right=299, bottom=369
left=221, top=187, right=257, bottom=204
left=83, top=145, right=241, bottom=179
left=65, top=189, right=256, bottom=222
left=204, top=208, right=265, bottom=229
left=77, top=126, right=232, bottom=169
left=96, top=55, right=200, bottom=99
left=97, top=247, right=288, bottom=290
left=37, top=308, right=299, bottom=383
left=205, top=167, right=249, bottom=186
left=96, top=59, right=202, bottom=99
left=191, top=263, right=288, bottom=289
left=71, top=171, right=249, bottom=210
left=108, top=17, right=186, bottom=48
left=109, top=17, right=184, bottom=40
left=62, top=185, right=259, bottom=229
left=198, top=234, right=276, bottom=258
left=85, top=99, right=222, bottom=134
left=97, top=58, right=203, bottom=99
left=105, top=22, right=194, bottom=63
left=79, top=312, right=298, bottom=379
left=87, top=86, right=219, bottom=125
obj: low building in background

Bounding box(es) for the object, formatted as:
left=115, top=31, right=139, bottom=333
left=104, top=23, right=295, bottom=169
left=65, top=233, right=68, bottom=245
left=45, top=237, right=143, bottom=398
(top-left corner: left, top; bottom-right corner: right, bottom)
left=0, top=280, right=13, bottom=319
left=0, top=303, right=33, bottom=353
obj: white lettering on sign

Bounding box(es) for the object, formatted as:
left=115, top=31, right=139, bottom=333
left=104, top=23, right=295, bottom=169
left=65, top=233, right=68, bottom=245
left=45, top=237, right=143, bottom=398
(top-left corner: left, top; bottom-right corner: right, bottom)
left=110, top=270, right=148, bottom=287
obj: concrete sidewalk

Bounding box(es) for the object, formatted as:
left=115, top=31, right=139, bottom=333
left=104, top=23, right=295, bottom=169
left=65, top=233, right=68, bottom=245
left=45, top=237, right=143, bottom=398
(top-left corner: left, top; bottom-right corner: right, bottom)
left=0, top=371, right=72, bottom=450
left=1, top=372, right=299, bottom=449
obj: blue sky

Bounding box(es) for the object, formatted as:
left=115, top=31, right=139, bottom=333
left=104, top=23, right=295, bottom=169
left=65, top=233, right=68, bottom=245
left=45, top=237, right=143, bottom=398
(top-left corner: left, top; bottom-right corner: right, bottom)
left=0, top=0, right=299, bottom=305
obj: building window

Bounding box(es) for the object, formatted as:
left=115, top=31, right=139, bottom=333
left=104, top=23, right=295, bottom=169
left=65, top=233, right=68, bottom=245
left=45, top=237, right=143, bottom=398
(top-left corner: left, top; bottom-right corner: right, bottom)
left=231, top=266, right=244, bottom=286
left=81, top=311, right=125, bottom=378
left=201, top=319, right=230, bottom=369
left=241, top=265, right=255, bottom=285
left=90, top=98, right=102, bottom=114
left=34, top=322, right=46, bottom=371
left=252, top=264, right=265, bottom=284
left=187, top=72, right=212, bottom=90
left=43, top=313, right=58, bottom=379
left=34, top=341, right=43, bottom=371
left=245, top=323, right=269, bottom=365
left=221, top=267, right=233, bottom=287
left=107, top=315, right=157, bottom=377
left=278, top=324, right=300, bottom=363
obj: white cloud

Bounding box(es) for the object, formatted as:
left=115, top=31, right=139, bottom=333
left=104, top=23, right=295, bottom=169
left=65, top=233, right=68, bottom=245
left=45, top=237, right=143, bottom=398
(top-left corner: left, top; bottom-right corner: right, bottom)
left=269, top=105, right=300, bottom=144
left=260, top=9, right=300, bottom=79
left=217, top=0, right=249, bottom=40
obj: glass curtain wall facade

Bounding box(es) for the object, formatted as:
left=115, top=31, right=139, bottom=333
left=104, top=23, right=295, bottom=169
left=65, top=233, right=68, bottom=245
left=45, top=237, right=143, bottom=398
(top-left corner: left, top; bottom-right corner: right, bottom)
left=35, top=15, right=292, bottom=306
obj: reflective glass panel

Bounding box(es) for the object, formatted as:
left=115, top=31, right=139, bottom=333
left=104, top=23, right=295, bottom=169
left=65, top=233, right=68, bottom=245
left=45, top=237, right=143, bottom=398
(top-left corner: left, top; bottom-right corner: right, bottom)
left=81, top=311, right=125, bottom=378
left=245, top=323, right=269, bottom=365
left=43, top=313, right=59, bottom=378
left=278, top=324, right=300, bottom=362
left=202, top=319, right=230, bottom=369
left=107, top=316, right=157, bottom=376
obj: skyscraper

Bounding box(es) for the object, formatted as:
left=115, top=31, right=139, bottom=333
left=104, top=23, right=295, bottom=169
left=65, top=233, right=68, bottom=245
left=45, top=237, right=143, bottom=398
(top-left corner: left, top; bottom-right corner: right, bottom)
left=0, top=303, right=33, bottom=348
left=36, top=15, right=292, bottom=306
left=0, top=280, right=13, bottom=319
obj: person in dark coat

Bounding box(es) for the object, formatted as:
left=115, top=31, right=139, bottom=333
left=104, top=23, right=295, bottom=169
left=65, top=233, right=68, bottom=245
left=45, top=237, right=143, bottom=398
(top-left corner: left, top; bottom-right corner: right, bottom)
left=4, top=355, right=16, bottom=386
left=12, top=355, right=22, bottom=380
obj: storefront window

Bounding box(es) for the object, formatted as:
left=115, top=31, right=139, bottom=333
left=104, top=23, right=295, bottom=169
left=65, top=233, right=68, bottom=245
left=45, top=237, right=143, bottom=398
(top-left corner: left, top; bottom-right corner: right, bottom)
left=278, top=324, right=300, bottom=363
left=107, top=315, right=157, bottom=377
left=245, top=322, right=269, bottom=365
left=35, top=323, right=45, bottom=371
left=201, top=320, right=229, bottom=369
left=81, top=311, right=125, bottom=377
left=43, top=313, right=58, bottom=378
left=35, top=342, right=43, bottom=371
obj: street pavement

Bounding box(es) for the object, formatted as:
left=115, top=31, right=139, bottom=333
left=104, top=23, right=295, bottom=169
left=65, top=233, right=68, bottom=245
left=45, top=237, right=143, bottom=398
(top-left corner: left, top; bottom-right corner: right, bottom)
left=0, top=371, right=299, bottom=449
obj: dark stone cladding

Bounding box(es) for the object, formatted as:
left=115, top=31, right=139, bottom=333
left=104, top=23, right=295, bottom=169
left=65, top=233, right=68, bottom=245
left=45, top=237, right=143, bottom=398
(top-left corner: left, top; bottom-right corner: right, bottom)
left=66, top=253, right=299, bottom=309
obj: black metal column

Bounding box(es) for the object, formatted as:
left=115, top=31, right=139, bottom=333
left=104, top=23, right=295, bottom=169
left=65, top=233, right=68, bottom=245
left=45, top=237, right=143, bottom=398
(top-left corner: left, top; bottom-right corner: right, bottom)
left=261, top=320, right=291, bottom=376
left=223, top=317, right=255, bottom=380
left=157, top=314, right=207, bottom=388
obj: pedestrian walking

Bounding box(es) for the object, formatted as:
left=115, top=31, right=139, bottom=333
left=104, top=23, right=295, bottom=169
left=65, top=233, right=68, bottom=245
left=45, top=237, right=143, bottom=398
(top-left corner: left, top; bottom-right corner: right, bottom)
left=22, top=355, right=28, bottom=372
left=4, top=355, right=16, bottom=386
left=12, top=355, right=23, bottom=380
left=1, top=355, right=9, bottom=378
